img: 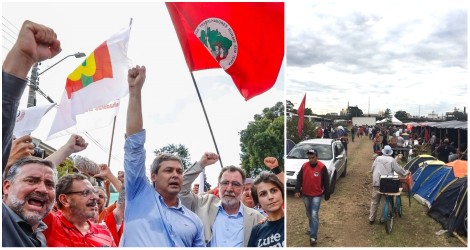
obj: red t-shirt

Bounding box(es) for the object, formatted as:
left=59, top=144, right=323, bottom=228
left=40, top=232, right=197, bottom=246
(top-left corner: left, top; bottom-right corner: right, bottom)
left=43, top=211, right=116, bottom=247
left=300, top=161, right=327, bottom=197
left=316, top=129, right=323, bottom=138
left=103, top=210, right=124, bottom=246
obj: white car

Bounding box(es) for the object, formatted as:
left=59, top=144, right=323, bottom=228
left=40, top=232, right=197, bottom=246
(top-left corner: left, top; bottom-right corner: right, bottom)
left=285, top=138, right=347, bottom=194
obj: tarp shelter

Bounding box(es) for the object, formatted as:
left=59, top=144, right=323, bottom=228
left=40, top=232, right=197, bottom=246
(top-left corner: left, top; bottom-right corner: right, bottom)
left=408, top=120, right=467, bottom=151
left=376, top=116, right=403, bottom=125
left=428, top=176, right=467, bottom=236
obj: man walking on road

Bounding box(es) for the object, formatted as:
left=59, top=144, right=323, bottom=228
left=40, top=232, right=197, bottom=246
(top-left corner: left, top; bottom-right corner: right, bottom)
left=369, top=145, right=408, bottom=224
left=294, top=149, right=330, bottom=246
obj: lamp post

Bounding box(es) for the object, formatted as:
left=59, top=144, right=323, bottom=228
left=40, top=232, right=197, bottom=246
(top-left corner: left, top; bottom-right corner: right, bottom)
left=27, top=52, right=86, bottom=107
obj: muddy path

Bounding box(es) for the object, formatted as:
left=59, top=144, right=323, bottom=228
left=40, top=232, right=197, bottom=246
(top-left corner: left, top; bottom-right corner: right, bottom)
left=286, top=135, right=374, bottom=247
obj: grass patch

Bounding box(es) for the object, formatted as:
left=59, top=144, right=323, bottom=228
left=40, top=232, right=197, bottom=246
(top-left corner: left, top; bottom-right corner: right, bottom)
left=371, top=194, right=465, bottom=247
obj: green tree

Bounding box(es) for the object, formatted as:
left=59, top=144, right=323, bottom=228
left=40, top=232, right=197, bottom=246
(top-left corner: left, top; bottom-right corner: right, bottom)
left=239, top=102, right=284, bottom=178
left=154, top=144, right=211, bottom=190
left=286, top=100, right=294, bottom=112
left=56, top=158, right=74, bottom=179
left=154, top=144, right=191, bottom=170
left=348, top=106, right=364, bottom=118
left=384, top=108, right=392, bottom=123
left=395, top=110, right=408, bottom=121
left=305, top=107, right=313, bottom=116
left=286, top=116, right=317, bottom=144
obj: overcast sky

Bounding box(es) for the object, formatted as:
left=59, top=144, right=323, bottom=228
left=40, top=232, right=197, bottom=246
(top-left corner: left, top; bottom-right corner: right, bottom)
left=2, top=2, right=284, bottom=186
left=286, top=0, right=467, bottom=117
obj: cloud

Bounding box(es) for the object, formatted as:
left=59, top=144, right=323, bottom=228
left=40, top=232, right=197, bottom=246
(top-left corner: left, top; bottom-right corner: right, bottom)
left=286, top=1, right=467, bottom=116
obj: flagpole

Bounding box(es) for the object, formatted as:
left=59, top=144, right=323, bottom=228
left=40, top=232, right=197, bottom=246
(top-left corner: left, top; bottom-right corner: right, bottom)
left=107, top=116, right=117, bottom=167
left=190, top=72, right=224, bottom=168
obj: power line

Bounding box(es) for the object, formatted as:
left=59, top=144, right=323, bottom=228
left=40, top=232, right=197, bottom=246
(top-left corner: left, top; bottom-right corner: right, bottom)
left=2, top=16, right=20, bottom=32
left=2, top=17, right=19, bottom=53
left=83, top=132, right=121, bottom=162
left=2, top=34, right=15, bottom=47
left=2, top=26, right=18, bottom=40
left=2, top=23, right=18, bottom=38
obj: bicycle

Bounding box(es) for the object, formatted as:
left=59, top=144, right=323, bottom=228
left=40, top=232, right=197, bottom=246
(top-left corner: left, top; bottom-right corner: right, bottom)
left=381, top=188, right=403, bottom=234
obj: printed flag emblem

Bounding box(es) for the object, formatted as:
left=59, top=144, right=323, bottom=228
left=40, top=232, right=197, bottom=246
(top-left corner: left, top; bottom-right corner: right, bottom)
left=195, top=18, right=238, bottom=70
left=47, top=25, right=131, bottom=140
left=65, top=42, right=113, bottom=99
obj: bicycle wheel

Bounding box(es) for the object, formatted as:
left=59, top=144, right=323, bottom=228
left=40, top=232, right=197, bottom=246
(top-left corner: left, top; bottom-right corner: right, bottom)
left=396, top=196, right=402, bottom=218
left=384, top=198, right=394, bottom=234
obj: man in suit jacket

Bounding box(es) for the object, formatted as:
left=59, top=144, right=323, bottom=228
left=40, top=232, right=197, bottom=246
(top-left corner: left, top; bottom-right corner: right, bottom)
left=179, top=156, right=265, bottom=247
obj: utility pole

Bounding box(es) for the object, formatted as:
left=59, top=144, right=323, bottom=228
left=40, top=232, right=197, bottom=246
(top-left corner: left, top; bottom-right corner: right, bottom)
left=27, top=63, right=40, bottom=107
left=26, top=52, right=86, bottom=108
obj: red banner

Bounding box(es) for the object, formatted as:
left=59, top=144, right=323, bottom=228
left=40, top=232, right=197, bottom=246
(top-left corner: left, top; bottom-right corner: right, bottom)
left=297, top=93, right=306, bottom=138
left=166, top=2, right=284, bottom=100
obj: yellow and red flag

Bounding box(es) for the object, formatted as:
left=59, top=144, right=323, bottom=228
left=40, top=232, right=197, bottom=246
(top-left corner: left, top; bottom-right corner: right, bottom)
left=48, top=26, right=131, bottom=139
left=166, top=2, right=284, bottom=101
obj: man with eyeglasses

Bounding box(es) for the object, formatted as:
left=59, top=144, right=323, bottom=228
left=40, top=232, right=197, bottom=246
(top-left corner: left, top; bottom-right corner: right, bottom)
left=41, top=173, right=116, bottom=247
left=119, top=66, right=206, bottom=247
left=294, top=148, right=330, bottom=246
left=180, top=159, right=265, bottom=247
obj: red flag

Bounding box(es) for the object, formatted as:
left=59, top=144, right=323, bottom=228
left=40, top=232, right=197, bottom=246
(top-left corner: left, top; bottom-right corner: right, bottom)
left=166, top=2, right=284, bottom=100
left=297, top=93, right=306, bottom=138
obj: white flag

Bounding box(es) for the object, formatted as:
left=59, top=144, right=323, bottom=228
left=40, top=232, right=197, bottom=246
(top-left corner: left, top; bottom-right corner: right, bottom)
left=48, top=26, right=132, bottom=140
left=13, top=103, right=55, bottom=138
left=47, top=100, right=120, bottom=139
left=198, top=170, right=205, bottom=194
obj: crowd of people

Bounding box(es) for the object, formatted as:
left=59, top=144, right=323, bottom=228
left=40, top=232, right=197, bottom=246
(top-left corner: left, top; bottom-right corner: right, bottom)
left=2, top=20, right=285, bottom=247
left=300, top=122, right=466, bottom=246
left=344, top=124, right=467, bottom=163
left=3, top=19, right=467, bottom=248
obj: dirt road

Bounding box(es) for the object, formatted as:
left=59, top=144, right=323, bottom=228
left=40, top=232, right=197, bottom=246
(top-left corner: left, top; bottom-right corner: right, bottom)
left=286, top=135, right=464, bottom=247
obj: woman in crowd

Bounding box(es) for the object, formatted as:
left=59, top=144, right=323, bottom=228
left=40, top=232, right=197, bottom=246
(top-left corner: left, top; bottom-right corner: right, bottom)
left=247, top=172, right=285, bottom=247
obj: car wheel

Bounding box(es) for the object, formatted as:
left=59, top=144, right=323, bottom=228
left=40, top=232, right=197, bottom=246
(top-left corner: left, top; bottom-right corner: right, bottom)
left=329, top=173, right=336, bottom=194
left=340, top=160, right=347, bottom=177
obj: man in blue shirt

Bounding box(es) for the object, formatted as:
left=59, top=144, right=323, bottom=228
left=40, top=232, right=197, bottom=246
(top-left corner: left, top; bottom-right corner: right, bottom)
left=119, top=65, right=205, bottom=247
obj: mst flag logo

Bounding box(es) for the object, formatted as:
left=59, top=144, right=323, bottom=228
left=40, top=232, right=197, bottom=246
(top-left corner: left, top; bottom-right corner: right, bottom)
left=195, top=18, right=238, bottom=70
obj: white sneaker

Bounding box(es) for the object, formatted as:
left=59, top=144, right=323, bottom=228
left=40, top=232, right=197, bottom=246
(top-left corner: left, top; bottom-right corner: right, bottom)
left=310, top=238, right=317, bottom=246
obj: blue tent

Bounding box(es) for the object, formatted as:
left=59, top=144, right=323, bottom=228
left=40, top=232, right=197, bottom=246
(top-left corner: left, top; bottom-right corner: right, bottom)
left=411, top=160, right=445, bottom=191
left=404, top=154, right=436, bottom=174
left=411, top=160, right=456, bottom=207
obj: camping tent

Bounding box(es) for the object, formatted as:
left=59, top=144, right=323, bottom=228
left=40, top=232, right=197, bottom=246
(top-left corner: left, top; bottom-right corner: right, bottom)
left=404, top=154, right=437, bottom=174
left=446, top=160, right=468, bottom=178
left=411, top=160, right=455, bottom=207
left=376, top=116, right=403, bottom=125
left=428, top=176, right=467, bottom=236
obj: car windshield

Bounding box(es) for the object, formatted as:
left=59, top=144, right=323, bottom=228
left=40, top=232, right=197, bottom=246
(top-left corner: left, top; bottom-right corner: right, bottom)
left=287, top=143, right=333, bottom=160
